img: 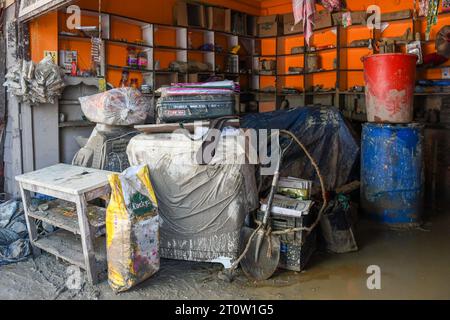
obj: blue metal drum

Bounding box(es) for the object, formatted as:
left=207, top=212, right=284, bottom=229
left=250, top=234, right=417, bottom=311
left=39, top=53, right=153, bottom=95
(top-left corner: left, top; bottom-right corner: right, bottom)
left=361, top=123, right=424, bottom=227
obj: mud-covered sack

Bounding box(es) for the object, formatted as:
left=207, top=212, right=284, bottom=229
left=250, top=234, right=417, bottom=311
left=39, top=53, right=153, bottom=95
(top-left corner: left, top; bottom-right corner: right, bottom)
left=106, top=165, right=159, bottom=293
left=79, top=87, right=150, bottom=126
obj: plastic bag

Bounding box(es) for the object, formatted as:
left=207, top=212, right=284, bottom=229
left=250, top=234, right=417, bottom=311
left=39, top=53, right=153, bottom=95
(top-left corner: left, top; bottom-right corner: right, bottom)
left=106, top=165, right=159, bottom=293
left=79, top=88, right=150, bottom=126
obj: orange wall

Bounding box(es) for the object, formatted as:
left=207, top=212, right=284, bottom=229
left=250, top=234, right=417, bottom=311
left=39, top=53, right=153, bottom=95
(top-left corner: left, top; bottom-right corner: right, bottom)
left=75, top=0, right=260, bottom=23
left=29, top=11, right=59, bottom=62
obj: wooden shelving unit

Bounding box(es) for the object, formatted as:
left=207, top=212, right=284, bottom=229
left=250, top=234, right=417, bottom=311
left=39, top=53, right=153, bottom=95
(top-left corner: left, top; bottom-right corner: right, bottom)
left=56, top=6, right=450, bottom=118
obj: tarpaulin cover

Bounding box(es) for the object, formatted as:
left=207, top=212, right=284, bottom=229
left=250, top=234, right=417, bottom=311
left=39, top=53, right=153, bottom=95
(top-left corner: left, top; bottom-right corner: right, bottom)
left=127, top=132, right=258, bottom=267
left=0, top=201, right=31, bottom=266
left=242, top=106, right=360, bottom=193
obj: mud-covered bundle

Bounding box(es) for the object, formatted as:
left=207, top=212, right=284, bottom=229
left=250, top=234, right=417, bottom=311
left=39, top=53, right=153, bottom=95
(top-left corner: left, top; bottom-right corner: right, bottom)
left=79, top=87, right=150, bottom=126
left=106, top=165, right=159, bottom=293
left=3, top=56, right=65, bottom=104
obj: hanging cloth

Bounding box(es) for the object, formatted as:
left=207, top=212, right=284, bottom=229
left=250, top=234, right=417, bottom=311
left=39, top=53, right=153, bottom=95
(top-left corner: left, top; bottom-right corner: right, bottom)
left=426, top=0, right=440, bottom=39
left=293, top=0, right=316, bottom=45
left=320, top=0, right=342, bottom=12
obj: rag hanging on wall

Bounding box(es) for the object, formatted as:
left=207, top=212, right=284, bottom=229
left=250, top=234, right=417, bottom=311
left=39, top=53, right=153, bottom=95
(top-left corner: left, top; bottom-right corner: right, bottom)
left=292, top=0, right=315, bottom=45
left=426, top=0, right=441, bottom=40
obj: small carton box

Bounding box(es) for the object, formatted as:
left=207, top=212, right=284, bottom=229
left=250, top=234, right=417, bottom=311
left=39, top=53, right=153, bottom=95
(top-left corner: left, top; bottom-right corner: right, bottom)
left=207, top=6, right=231, bottom=32
left=313, top=10, right=333, bottom=30
left=174, top=1, right=206, bottom=28
left=257, top=14, right=279, bottom=37
left=283, top=13, right=303, bottom=35
left=381, top=9, right=411, bottom=22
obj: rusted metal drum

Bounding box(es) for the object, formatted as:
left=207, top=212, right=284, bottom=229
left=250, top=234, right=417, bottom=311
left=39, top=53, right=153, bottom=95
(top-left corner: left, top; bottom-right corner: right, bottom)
left=363, top=53, right=418, bottom=123
left=361, top=123, right=424, bottom=228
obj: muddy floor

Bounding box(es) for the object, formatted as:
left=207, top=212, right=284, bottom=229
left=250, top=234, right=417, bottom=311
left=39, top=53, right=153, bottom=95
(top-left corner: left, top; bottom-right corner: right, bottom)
left=1, top=212, right=449, bottom=300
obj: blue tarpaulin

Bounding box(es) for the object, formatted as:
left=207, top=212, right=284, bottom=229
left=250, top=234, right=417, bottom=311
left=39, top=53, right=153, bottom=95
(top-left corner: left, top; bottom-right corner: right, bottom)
left=242, top=106, right=360, bottom=193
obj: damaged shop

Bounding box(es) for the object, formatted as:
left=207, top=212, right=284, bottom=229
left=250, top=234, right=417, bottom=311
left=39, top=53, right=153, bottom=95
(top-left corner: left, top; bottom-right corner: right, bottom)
left=0, top=0, right=449, bottom=301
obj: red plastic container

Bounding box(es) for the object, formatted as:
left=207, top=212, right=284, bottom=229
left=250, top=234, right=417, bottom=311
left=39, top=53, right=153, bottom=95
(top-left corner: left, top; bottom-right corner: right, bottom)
left=363, top=53, right=418, bottom=123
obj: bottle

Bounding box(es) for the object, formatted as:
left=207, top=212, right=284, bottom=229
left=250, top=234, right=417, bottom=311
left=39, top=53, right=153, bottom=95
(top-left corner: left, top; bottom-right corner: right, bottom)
left=71, top=61, right=77, bottom=76
left=137, top=50, right=148, bottom=70
left=119, top=70, right=130, bottom=87
left=127, top=47, right=138, bottom=68
left=130, top=78, right=139, bottom=89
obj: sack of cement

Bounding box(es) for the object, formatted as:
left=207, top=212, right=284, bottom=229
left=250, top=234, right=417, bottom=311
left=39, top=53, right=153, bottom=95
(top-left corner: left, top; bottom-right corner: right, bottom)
left=106, top=165, right=159, bottom=292
left=79, top=88, right=150, bottom=126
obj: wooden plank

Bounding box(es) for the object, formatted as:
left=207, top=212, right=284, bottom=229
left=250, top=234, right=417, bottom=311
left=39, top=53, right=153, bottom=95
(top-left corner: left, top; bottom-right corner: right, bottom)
left=75, top=194, right=98, bottom=284
left=32, top=102, right=60, bottom=169
left=27, top=199, right=106, bottom=235
left=33, top=229, right=106, bottom=270
left=135, top=119, right=240, bottom=134
left=15, top=164, right=113, bottom=195
left=19, top=184, right=41, bottom=255
left=4, top=4, right=22, bottom=198
left=21, top=103, right=34, bottom=173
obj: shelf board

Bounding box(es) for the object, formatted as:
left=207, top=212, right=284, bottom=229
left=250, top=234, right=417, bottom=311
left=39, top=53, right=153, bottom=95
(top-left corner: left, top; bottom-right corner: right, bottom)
left=340, top=91, right=365, bottom=95
left=414, top=92, right=450, bottom=96
left=279, top=31, right=304, bottom=38
left=341, top=46, right=371, bottom=49
left=277, top=73, right=304, bottom=77
left=417, top=65, right=450, bottom=71
left=33, top=229, right=106, bottom=270
left=154, top=46, right=187, bottom=52
left=305, top=91, right=336, bottom=95
left=340, top=69, right=364, bottom=72
left=107, top=64, right=153, bottom=73
left=308, top=47, right=337, bottom=53
left=28, top=200, right=106, bottom=235
left=59, top=120, right=95, bottom=128
left=277, top=52, right=304, bottom=57
left=59, top=33, right=92, bottom=42
left=278, top=92, right=303, bottom=96
left=187, top=48, right=215, bottom=54
left=106, top=39, right=153, bottom=49
left=304, top=69, right=337, bottom=75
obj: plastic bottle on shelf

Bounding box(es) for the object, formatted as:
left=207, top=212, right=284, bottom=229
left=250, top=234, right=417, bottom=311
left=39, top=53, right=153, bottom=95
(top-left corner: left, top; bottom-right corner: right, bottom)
left=119, top=70, right=130, bottom=87
left=138, top=50, right=148, bottom=70
left=127, top=47, right=138, bottom=68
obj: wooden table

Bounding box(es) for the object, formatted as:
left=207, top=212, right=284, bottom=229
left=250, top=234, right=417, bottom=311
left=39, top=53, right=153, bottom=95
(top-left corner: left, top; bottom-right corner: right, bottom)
left=15, top=164, right=113, bottom=284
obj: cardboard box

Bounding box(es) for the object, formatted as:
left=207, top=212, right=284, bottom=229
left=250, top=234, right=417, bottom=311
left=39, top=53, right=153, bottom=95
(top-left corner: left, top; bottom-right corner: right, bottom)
left=174, top=1, right=206, bottom=28
left=333, top=11, right=366, bottom=26
left=283, top=13, right=303, bottom=35
left=257, top=15, right=279, bottom=37
left=174, top=1, right=188, bottom=26
left=313, top=11, right=333, bottom=30
left=351, top=11, right=367, bottom=25
left=207, top=6, right=231, bottom=32
left=381, top=9, right=411, bottom=22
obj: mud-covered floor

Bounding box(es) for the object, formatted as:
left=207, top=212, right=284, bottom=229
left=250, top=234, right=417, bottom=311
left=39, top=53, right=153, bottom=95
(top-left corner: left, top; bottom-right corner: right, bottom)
left=1, top=211, right=449, bottom=300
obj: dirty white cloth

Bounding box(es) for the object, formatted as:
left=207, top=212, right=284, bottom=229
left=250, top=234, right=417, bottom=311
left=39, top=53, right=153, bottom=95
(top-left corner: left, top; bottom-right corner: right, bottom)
left=127, top=132, right=258, bottom=266
left=293, top=0, right=315, bottom=45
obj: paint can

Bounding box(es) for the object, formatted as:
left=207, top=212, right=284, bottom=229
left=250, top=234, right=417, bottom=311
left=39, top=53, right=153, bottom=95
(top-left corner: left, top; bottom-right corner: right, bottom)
left=361, top=123, right=424, bottom=228
left=306, top=53, right=320, bottom=73
left=363, top=53, right=417, bottom=123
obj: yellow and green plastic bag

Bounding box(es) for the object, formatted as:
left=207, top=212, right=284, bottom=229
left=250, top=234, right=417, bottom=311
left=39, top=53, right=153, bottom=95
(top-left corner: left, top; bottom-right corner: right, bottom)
left=106, top=164, right=159, bottom=292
